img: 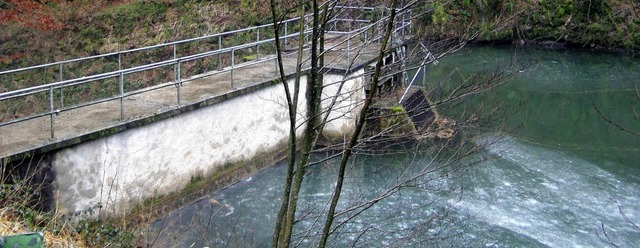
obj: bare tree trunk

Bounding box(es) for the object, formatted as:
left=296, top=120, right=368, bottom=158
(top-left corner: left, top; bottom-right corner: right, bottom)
left=271, top=0, right=328, bottom=246
left=317, top=1, right=399, bottom=246
left=279, top=0, right=325, bottom=246
left=270, top=0, right=307, bottom=246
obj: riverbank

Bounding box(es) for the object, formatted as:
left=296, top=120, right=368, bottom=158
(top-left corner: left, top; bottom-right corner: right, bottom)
left=421, top=0, right=639, bottom=55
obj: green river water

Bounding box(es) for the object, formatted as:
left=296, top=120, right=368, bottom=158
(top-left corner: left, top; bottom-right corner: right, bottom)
left=153, top=46, right=640, bottom=247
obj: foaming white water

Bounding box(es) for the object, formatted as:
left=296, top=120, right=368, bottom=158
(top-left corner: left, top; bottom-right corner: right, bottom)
left=466, top=133, right=640, bottom=247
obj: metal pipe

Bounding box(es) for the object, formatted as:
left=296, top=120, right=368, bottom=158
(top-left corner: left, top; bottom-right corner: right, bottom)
left=305, top=16, right=309, bottom=43
left=332, top=18, right=337, bottom=32
left=347, top=29, right=351, bottom=62
left=284, top=21, right=288, bottom=47
left=364, top=26, right=368, bottom=44
left=0, top=112, right=51, bottom=128
left=256, top=28, right=260, bottom=60
left=346, top=10, right=354, bottom=62
left=119, top=71, right=124, bottom=120
left=408, top=9, right=412, bottom=34
left=274, top=56, right=278, bottom=76
left=218, top=36, right=222, bottom=70
left=399, top=50, right=432, bottom=104
left=177, top=61, right=181, bottom=105
left=401, top=11, right=405, bottom=38
left=49, top=86, right=55, bottom=139
left=399, top=66, right=423, bottom=104
left=0, top=13, right=317, bottom=77
left=173, top=44, right=177, bottom=80
left=58, top=63, right=63, bottom=108
left=231, top=49, right=235, bottom=88
left=402, top=46, right=407, bottom=86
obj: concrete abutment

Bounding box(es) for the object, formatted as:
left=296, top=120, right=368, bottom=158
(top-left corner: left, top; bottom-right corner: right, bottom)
left=42, top=68, right=366, bottom=216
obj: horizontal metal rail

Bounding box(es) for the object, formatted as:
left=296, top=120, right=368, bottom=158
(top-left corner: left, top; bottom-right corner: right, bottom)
left=0, top=15, right=311, bottom=77
left=0, top=5, right=393, bottom=77
left=0, top=30, right=311, bottom=100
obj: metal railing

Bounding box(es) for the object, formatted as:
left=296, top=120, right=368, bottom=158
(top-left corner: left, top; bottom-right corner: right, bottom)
left=0, top=5, right=411, bottom=140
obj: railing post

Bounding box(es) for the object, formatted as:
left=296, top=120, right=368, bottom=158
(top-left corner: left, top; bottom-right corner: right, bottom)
left=347, top=35, right=351, bottom=61
left=119, top=71, right=124, bottom=120
left=176, top=61, right=181, bottom=105
left=117, top=53, right=124, bottom=120
left=49, top=86, right=55, bottom=139
left=347, top=29, right=351, bottom=61
left=364, top=25, right=368, bottom=44
left=391, top=24, right=395, bottom=49
left=332, top=18, right=337, bottom=32
left=402, top=47, right=407, bottom=86
left=379, top=9, right=385, bottom=44
left=284, top=21, right=288, bottom=47
left=231, top=49, right=235, bottom=89
left=218, top=35, right=223, bottom=70
left=408, top=9, right=412, bottom=36
left=401, top=11, right=405, bottom=38
left=256, top=28, right=260, bottom=61
left=173, top=43, right=177, bottom=80
left=274, top=56, right=278, bottom=76
left=304, top=15, right=309, bottom=43
left=381, top=16, right=385, bottom=43
left=58, top=63, right=64, bottom=108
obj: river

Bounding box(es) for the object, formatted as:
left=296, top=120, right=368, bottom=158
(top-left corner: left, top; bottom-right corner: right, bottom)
left=151, top=46, right=640, bottom=247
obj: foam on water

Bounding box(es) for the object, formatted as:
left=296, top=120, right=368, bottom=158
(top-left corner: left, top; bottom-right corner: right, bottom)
left=467, top=133, right=640, bottom=247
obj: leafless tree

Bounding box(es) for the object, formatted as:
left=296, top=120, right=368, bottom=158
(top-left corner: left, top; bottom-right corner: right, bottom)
left=266, top=0, right=529, bottom=247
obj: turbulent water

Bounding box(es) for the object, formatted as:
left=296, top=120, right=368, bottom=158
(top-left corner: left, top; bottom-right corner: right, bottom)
left=152, top=46, right=640, bottom=247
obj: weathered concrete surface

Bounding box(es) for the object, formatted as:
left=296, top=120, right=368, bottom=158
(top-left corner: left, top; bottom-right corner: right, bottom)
left=53, top=68, right=366, bottom=215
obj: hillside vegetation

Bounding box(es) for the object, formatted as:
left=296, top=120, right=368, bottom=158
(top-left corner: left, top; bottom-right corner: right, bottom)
left=422, top=0, right=639, bottom=52
left=0, top=0, right=274, bottom=69
left=1, top=0, right=278, bottom=122
left=1, top=0, right=637, bottom=71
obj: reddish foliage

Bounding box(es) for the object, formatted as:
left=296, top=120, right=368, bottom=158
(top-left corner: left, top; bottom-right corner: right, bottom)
left=0, top=0, right=63, bottom=31
left=0, top=52, right=25, bottom=64
left=10, top=52, right=25, bottom=60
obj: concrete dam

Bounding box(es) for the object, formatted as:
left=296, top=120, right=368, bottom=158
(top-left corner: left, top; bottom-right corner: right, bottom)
left=0, top=6, right=413, bottom=216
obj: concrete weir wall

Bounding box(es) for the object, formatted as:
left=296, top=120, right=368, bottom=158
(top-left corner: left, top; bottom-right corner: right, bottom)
left=52, top=69, right=365, bottom=215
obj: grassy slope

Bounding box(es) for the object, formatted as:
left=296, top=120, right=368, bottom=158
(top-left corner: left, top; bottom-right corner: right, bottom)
left=0, top=0, right=271, bottom=69
left=0, top=0, right=276, bottom=122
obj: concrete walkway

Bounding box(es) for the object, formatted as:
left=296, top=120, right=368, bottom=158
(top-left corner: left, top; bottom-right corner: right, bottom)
left=0, top=36, right=382, bottom=160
